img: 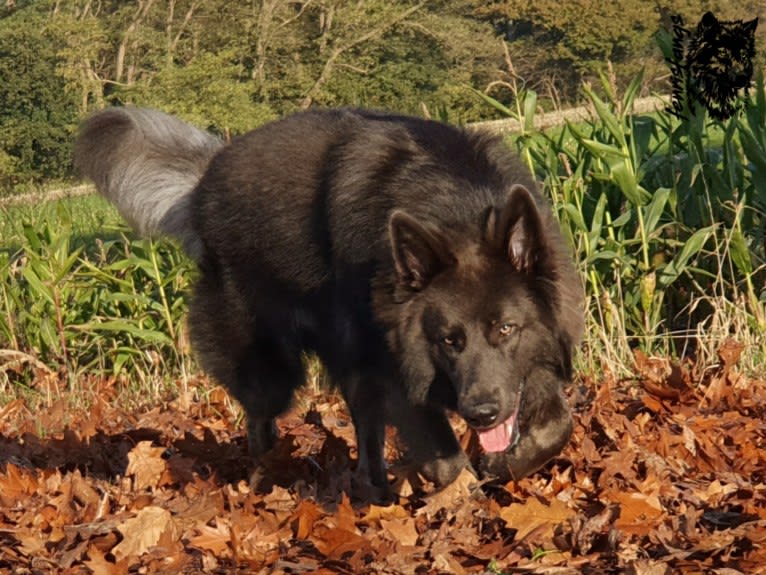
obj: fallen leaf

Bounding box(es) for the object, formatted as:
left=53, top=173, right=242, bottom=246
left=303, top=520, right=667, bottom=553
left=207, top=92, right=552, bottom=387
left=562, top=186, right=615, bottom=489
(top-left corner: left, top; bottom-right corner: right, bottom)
left=112, top=506, right=179, bottom=561
left=189, top=522, right=232, bottom=557
left=380, top=517, right=419, bottom=546
left=362, top=503, right=409, bottom=525
left=627, top=559, right=671, bottom=575
left=717, top=339, right=744, bottom=371
left=0, top=462, right=38, bottom=506
left=83, top=544, right=128, bottom=575
left=499, top=496, right=574, bottom=542
left=292, top=499, right=324, bottom=540
left=610, top=490, right=664, bottom=536
left=334, top=492, right=358, bottom=533
left=418, top=466, right=478, bottom=518
left=125, top=441, right=167, bottom=491
left=313, top=526, right=371, bottom=560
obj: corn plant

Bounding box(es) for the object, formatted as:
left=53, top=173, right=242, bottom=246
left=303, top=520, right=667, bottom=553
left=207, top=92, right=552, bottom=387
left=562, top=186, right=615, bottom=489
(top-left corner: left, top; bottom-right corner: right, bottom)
left=0, top=203, right=194, bottom=387
left=487, top=72, right=766, bottom=372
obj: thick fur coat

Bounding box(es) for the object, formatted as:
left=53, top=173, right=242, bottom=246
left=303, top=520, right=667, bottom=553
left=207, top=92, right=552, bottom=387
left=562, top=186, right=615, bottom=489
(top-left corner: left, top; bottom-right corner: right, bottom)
left=75, top=107, right=583, bottom=494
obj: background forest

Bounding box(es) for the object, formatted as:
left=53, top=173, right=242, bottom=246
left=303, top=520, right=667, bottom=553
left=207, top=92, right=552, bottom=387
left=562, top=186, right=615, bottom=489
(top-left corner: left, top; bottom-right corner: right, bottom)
left=1, top=0, right=764, bottom=191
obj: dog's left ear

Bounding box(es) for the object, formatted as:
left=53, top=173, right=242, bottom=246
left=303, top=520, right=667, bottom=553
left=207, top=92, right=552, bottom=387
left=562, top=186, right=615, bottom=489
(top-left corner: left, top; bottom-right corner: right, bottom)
left=483, top=184, right=548, bottom=273
left=389, top=210, right=454, bottom=290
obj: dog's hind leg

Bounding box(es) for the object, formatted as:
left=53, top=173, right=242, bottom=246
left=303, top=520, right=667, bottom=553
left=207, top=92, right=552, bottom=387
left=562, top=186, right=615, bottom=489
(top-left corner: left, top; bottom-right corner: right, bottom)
left=233, top=337, right=304, bottom=457
left=339, top=372, right=390, bottom=497
left=188, top=273, right=304, bottom=460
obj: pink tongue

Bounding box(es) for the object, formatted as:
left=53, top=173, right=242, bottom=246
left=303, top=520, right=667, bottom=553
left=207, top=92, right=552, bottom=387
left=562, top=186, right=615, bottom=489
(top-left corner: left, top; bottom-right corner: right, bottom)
left=477, top=414, right=516, bottom=453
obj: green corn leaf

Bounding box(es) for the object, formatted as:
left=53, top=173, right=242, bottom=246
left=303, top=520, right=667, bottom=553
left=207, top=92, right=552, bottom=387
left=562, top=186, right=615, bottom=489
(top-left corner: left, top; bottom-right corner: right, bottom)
left=113, top=352, right=132, bottom=375
left=53, top=248, right=84, bottom=284
left=21, top=266, right=54, bottom=305
left=621, top=69, right=644, bottom=114
left=658, top=226, right=714, bottom=287
left=586, top=250, right=622, bottom=264
left=579, top=138, right=626, bottom=160
left=611, top=162, right=649, bottom=206
left=563, top=204, right=587, bottom=232
left=469, top=87, right=515, bottom=118
left=610, top=210, right=632, bottom=229
left=78, top=321, right=173, bottom=345
left=523, top=90, right=538, bottom=133
left=739, top=124, right=766, bottom=175
left=643, top=188, right=671, bottom=234
left=583, top=84, right=625, bottom=147
left=729, top=227, right=753, bottom=275
left=589, top=193, right=608, bottom=252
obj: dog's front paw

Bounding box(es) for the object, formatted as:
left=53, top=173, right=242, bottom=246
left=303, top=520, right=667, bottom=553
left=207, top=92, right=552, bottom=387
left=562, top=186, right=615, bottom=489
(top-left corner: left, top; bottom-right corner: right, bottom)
left=418, top=450, right=471, bottom=487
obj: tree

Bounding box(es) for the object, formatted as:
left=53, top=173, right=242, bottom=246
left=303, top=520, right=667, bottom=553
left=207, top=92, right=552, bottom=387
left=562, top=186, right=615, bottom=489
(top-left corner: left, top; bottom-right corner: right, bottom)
left=482, top=0, right=766, bottom=103
left=0, top=5, right=79, bottom=187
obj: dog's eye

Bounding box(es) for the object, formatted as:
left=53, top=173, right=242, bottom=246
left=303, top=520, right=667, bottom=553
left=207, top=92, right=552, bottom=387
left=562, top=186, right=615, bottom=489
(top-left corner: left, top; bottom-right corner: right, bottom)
left=498, top=322, right=516, bottom=337
left=442, top=335, right=455, bottom=346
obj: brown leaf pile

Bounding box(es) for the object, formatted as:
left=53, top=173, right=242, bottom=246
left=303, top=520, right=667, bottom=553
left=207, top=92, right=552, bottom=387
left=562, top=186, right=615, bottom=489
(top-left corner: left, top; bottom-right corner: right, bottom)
left=1, top=343, right=765, bottom=574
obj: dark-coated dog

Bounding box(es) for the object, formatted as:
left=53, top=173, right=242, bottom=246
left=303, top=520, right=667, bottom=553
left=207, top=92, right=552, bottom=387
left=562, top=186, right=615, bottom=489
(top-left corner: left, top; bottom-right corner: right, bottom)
left=74, top=107, right=583, bottom=495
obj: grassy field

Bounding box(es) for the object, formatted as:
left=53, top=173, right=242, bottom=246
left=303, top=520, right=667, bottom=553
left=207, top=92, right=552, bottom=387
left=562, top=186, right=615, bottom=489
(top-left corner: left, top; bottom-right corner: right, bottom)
left=1, top=193, right=119, bottom=245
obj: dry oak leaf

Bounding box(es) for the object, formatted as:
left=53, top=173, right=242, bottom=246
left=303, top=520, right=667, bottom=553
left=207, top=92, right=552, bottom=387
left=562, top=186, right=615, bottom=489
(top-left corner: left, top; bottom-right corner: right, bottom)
left=717, top=338, right=744, bottom=370
left=362, top=502, right=410, bottom=525
left=380, top=516, right=419, bottom=547
left=292, top=498, right=325, bottom=540
left=84, top=544, right=130, bottom=575
left=111, top=505, right=179, bottom=562
left=418, top=466, right=478, bottom=518
left=499, top=496, right=574, bottom=542
left=627, top=559, right=672, bottom=575
left=126, top=441, right=167, bottom=491
left=0, top=462, right=39, bottom=506
left=312, top=526, right=371, bottom=560
left=189, top=521, right=232, bottom=556
left=609, top=490, right=664, bottom=536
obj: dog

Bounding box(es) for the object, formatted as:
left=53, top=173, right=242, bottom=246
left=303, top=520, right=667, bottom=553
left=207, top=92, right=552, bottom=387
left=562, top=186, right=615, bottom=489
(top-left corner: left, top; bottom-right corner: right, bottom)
left=74, top=107, right=583, bottom=495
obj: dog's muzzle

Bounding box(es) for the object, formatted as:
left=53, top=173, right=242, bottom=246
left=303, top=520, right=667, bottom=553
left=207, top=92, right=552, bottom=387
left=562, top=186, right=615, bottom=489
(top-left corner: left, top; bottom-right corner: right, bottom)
left=476, top=379, right=524, bottom=453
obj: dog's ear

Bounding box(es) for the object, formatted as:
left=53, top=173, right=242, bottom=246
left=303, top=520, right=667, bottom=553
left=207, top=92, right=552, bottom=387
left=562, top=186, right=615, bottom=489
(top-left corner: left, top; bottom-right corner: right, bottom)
left=389, top=211, right=453, bottom=290
left=483, top=184, right=548, bottom=273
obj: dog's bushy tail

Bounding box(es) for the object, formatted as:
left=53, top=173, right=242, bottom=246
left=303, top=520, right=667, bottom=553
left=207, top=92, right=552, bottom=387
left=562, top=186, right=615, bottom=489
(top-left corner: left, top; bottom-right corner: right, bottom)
left=74, top=107, right=223, bottom=259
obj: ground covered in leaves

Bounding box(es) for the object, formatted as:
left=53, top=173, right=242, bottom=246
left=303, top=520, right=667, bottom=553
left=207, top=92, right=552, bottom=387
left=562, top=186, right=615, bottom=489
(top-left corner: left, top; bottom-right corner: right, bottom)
left=1, top=341, right=765, bottom=574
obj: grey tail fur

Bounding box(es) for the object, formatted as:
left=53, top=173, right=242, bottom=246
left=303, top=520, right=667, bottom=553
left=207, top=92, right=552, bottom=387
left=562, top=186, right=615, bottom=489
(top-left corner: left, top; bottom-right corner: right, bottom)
left=73, top=107, right=223, bottom=260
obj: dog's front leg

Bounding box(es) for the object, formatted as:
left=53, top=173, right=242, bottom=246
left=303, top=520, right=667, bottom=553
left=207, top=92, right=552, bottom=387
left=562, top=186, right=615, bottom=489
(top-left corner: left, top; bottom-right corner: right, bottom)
left=387, top=390, right=471, bottom=487
left=341, top=373, right=391, bottom=501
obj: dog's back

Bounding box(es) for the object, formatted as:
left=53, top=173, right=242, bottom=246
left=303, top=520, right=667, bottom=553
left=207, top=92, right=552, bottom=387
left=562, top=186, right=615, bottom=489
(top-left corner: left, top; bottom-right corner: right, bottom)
left=190, top=109, right=533, bottom=286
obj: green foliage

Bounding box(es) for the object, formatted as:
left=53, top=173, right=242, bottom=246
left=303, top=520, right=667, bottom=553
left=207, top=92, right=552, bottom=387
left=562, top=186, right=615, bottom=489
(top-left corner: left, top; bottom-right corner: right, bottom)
left=0, top=202, right=194, bottom=381
left=126, top=49, right=278, bottom=133
left=0, top=7, right=79, bottom=188
left=0, top=0, right=509, bottom=188
left=495, top=72, right=766, bottom=368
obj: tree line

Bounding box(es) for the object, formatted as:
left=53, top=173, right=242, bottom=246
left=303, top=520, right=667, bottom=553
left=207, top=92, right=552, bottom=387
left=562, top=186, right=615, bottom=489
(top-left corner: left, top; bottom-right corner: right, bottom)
left=0, top=0, right=762, bottom=190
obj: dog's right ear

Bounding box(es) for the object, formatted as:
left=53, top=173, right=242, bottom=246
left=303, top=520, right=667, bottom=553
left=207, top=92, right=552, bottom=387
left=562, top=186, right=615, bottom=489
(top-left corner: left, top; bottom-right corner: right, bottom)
left=389, top=211, right=454, bottom=290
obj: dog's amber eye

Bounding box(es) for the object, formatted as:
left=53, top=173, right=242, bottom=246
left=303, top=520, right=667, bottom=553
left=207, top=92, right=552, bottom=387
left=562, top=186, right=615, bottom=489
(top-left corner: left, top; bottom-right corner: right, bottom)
left=499, top=323, right=515, bottom=337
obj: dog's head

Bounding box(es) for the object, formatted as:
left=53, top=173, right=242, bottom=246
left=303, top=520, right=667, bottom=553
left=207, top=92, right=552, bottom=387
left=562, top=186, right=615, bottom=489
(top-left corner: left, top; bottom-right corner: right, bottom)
left=383, top=185, right=581, bottom=453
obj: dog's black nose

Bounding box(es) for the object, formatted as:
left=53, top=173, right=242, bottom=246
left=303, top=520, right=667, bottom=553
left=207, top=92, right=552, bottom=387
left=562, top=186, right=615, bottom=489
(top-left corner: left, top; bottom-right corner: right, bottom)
left=463, top=403, right=500, bottom=429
